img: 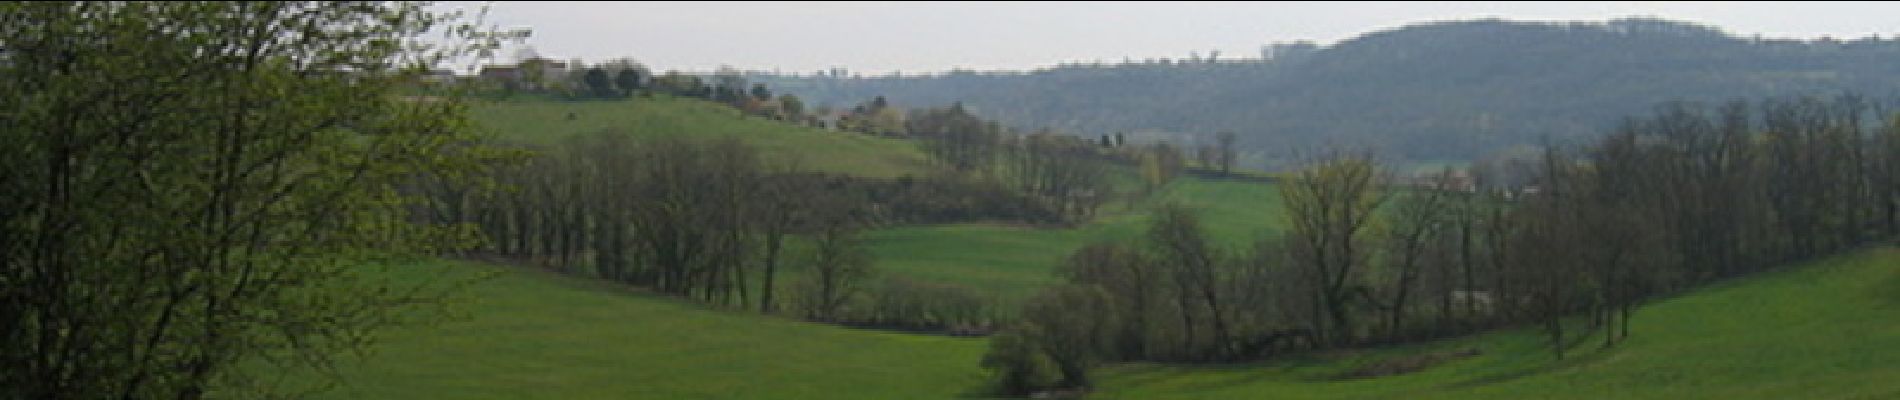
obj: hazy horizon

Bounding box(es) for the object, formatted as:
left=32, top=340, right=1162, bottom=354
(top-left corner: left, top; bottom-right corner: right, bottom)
left=436, top=1, right=1900, bottom=75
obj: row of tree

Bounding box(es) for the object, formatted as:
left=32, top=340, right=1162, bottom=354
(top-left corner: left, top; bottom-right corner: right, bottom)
left=908, top=103, right=1129, bottom=223
left=493, top=60, right=817, bottom=127
left=417, top=132, right=875, bottom=319
left=575, top=60, right=647, bottom=99
left=981, top=94, right=1900, bottom=395
left=417, top=129, right=1052, bottom=332
left=414, top=92, right=1209, bottom=332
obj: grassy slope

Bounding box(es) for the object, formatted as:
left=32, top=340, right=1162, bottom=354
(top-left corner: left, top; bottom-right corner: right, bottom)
left=470, top=95, right=932, bottom=178
left=864, top=176, right=1287, bottom=304
left=319, top=244, right=1897, bottom=400
left=316, top=261, right=988, bottom=400
left=1093, top=245, right=1900, bottom=399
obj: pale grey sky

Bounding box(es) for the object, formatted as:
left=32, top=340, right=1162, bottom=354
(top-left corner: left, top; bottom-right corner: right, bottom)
left=435, top=1, right=1900, bottom=75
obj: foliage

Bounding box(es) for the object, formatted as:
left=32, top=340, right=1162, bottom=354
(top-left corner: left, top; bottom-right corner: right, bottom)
left=980, top=328, right=1059, bottom=396
left=983, top=284, right=1119, bottom=394
left=0, top=2, right=511, bottom=397
left=856, top=276, right=990, bottom=332
left=799, top=196, right=876, bottom=321
left=1280, top=150, right=1387, bottom=345
left=910, top=102, right=1001, bottom=172
left=1139, top=143, right=1187, bottom=192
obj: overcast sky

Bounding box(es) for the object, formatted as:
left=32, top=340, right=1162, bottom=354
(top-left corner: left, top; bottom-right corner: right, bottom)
left=434, top=1, right=1900, bottom=75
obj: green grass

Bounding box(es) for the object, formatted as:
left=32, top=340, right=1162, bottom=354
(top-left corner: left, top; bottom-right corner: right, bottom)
left=470, top=95, right=932, bottom=178
left=312, top=261, right=989, bottom=399
left=1091, top=244, right=1900, bottom=399
left=864, top=176, right=1287, bottom=305
left=311, top=244, right=1899, bottom=399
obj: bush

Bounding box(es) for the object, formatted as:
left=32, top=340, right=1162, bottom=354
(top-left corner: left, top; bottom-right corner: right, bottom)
left=857, top=277, right=990, bottom=332
left=980, top=327, right=1060, bottom=396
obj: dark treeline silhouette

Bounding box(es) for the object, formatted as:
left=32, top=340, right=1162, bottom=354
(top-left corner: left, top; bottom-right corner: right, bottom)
left=980, top=94, right=1900, bottom=396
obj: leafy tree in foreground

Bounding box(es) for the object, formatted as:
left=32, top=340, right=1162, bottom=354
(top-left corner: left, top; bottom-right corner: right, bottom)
left=0, top=2, right=512, bottom=398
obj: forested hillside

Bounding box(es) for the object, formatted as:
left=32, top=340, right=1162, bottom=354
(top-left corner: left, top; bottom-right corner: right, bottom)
left=751, top=18, right=1900, bottom=169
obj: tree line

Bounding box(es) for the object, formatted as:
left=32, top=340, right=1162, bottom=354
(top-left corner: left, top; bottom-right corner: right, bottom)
left=980, top=94, right=1900, bottom=396
left=412, top=100, right=1137, bottom=331
left=489, top=60, right=818, bottom=128
left=415, top=132, right=882, bottom=321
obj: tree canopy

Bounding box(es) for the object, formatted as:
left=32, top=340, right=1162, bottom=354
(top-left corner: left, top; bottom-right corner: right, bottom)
left=0, top=2, right=512, bottom=397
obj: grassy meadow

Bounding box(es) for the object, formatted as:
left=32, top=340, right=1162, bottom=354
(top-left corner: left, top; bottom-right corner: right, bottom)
left=312, top=261, right=989, bottom=399
left=314, top=244, right=1900, bottom=399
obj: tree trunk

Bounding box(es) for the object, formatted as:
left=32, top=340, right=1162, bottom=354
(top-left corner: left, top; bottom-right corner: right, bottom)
left=1202, top=286, right=1232, bottom=360
left=1547, top=317, right=1565, bottom=360
left=759, top=233, right=782, bottom=313
left=1176, top=289, right=1198, bottom=357
left=1619, top=303, right=1633, bottom=340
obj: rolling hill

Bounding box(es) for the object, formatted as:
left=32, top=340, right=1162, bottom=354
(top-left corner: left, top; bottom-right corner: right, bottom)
left=316, top=95, right=1900, bottom=400
left=750, top=18, right=1900, bottom=169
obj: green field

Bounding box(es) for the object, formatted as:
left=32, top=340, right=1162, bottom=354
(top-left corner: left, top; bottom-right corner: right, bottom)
left=1093, top=245, right=1900, bottom=399
left=316, top=244, right=1899, bottom=399
left=864, top=176, right=1287, bottom=304
left=402, top=97, right=1900, bottom=399
left=313, top=262, right=988, bottom=399
left=471, top=96, right=932, bottom=178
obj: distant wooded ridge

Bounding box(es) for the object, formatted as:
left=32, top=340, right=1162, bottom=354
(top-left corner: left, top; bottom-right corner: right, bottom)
left=746, top=17, right=1900, bottom=170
